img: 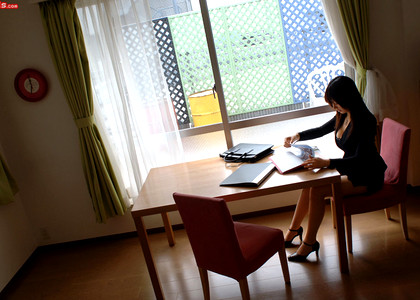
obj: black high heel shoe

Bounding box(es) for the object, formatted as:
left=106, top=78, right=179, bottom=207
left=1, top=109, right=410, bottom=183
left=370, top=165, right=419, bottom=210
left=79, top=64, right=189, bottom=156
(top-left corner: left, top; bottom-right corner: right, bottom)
left=284, top=227, right=303, bottom=248
left=287, top=241, right=320, bottom=262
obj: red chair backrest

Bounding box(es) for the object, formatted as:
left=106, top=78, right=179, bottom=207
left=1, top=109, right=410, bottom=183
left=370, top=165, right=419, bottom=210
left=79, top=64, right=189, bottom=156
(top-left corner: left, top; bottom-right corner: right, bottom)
left=380, top=118, right=411, bottom=186
left=173, top=193, right=244, bottom=276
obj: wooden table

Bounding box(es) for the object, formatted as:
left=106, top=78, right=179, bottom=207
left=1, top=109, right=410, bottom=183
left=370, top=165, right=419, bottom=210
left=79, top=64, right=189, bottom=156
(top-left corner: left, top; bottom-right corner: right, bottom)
left=131, top=155, right=348, bottom=300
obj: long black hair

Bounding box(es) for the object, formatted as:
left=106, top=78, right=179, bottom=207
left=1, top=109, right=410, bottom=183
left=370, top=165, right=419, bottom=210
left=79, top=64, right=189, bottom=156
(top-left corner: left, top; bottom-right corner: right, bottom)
left=324, top=76, right=370, bottom=135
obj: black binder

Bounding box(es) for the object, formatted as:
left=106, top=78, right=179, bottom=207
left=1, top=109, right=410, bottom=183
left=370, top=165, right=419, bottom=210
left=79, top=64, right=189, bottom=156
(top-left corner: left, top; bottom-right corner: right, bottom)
left=219, top=143, right=274, bottom=163
left=220, top=163, right=276, bottom=187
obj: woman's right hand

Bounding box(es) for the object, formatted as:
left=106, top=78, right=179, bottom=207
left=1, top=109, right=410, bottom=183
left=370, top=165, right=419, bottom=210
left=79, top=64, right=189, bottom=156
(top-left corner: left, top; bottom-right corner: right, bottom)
left=284, top=133, right=300, bottom=148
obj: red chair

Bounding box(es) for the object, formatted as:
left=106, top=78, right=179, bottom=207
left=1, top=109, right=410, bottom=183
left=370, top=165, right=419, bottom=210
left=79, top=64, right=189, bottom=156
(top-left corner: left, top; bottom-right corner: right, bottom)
left=173, top=192, right=290, bottom=300
left=332, top=118, right=411, bottom=253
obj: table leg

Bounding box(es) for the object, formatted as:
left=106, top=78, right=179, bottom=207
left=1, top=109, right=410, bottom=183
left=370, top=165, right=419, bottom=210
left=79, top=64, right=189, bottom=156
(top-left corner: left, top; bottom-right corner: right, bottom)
left=332, top=181, right=349, bottom=273
left=161, top=212, right=175, bottom=247
left=133, top=215, right=165, bottom=300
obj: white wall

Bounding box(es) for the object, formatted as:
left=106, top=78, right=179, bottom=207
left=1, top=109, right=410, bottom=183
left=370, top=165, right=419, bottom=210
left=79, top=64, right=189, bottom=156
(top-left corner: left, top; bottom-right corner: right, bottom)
left=369, top=0, right=420, bottom=185
left=401, top=0, right=420, bottom=185
left=0, top=175, right=36, bottom=291
left=0, top=1, right=137, bottom=245
left=0, top=0, right=419, bottom=292
left=0, top=2, right=138, bottom=291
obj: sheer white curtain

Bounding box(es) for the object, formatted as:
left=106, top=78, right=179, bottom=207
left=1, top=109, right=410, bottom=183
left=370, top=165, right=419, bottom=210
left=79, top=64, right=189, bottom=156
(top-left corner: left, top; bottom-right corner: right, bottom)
left=321, top=0, right=398, bottom=121
left=76, top=0, right=184, bottom=204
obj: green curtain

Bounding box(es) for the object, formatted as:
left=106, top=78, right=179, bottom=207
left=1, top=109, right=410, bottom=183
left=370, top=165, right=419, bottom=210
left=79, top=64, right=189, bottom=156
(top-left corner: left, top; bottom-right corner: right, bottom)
left=0, top=154, right=18, bottom=205
left=39, top=0, right=126, bottom=223
left=337, top=0, right=369, bottom=96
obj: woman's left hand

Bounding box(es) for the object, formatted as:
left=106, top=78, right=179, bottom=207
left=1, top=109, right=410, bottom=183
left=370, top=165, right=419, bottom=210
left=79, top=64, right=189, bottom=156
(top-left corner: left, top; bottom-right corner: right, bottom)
left=302, top=156, right=330, bottom=169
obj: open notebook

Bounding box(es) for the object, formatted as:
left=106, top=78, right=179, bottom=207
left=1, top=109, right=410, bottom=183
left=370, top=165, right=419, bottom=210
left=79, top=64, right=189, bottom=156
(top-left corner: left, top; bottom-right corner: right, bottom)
left=270, top=144, right=316, bottom=174
left=220, top=163, right=276, bottom=187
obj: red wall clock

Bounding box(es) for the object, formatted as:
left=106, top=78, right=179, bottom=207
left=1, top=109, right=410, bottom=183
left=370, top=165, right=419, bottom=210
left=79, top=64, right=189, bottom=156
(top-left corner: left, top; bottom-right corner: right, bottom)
left=14, top=69, right=48, bottom=102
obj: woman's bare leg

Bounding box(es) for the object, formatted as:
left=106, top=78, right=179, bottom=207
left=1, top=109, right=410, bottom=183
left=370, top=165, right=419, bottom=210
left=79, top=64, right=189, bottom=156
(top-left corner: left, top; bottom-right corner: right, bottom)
left=296, top=184, right=331, bottom=255
left=285, top=188, right=310, bottom=241
left=290, top=177, right=368, bottom=257
left=340, top=176, right=367, bottom=196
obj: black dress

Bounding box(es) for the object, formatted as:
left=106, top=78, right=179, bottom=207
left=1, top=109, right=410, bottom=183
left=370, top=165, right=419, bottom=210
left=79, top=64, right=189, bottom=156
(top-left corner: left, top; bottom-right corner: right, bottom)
left=298, top=112, right=387, bottom=192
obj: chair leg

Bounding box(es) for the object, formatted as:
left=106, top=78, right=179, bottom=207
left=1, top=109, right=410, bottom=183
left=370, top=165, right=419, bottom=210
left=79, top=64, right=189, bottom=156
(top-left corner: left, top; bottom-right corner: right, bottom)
left=385, top=208, right=391, bottom=220
left=278, top=248, right=291, bottom=284
left=238, top=278, right=250, bottom=300
left=399, top=202, right=409, bottom=240
left=330, top=197, right=337, bottom=229
left=198, top=267, right=210, bottom=300
left=345, top=215, right=353, bottom=253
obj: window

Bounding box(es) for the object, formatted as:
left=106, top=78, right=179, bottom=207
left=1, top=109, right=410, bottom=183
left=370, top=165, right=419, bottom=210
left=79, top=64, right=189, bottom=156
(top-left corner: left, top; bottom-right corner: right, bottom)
left=77, top=0, right=344, bottom=195
left=124, top=0, right=344, bottom=131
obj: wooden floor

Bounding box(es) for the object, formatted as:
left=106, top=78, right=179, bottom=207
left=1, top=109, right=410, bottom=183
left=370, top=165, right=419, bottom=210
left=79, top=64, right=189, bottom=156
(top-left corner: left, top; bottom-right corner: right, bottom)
left=2, top=188, right=420, bottom=300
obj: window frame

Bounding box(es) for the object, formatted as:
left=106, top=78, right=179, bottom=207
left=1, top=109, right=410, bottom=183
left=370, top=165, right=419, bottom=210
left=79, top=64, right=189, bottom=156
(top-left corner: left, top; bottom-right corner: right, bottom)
left=178, top=105, right=333, bottom=138
left=183, top=0, right=341, bottom=148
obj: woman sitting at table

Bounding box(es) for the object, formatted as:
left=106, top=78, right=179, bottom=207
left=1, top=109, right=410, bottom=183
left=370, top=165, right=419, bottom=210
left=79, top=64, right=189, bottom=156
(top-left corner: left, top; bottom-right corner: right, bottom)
left=283, top=76, right=387, bottom=262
